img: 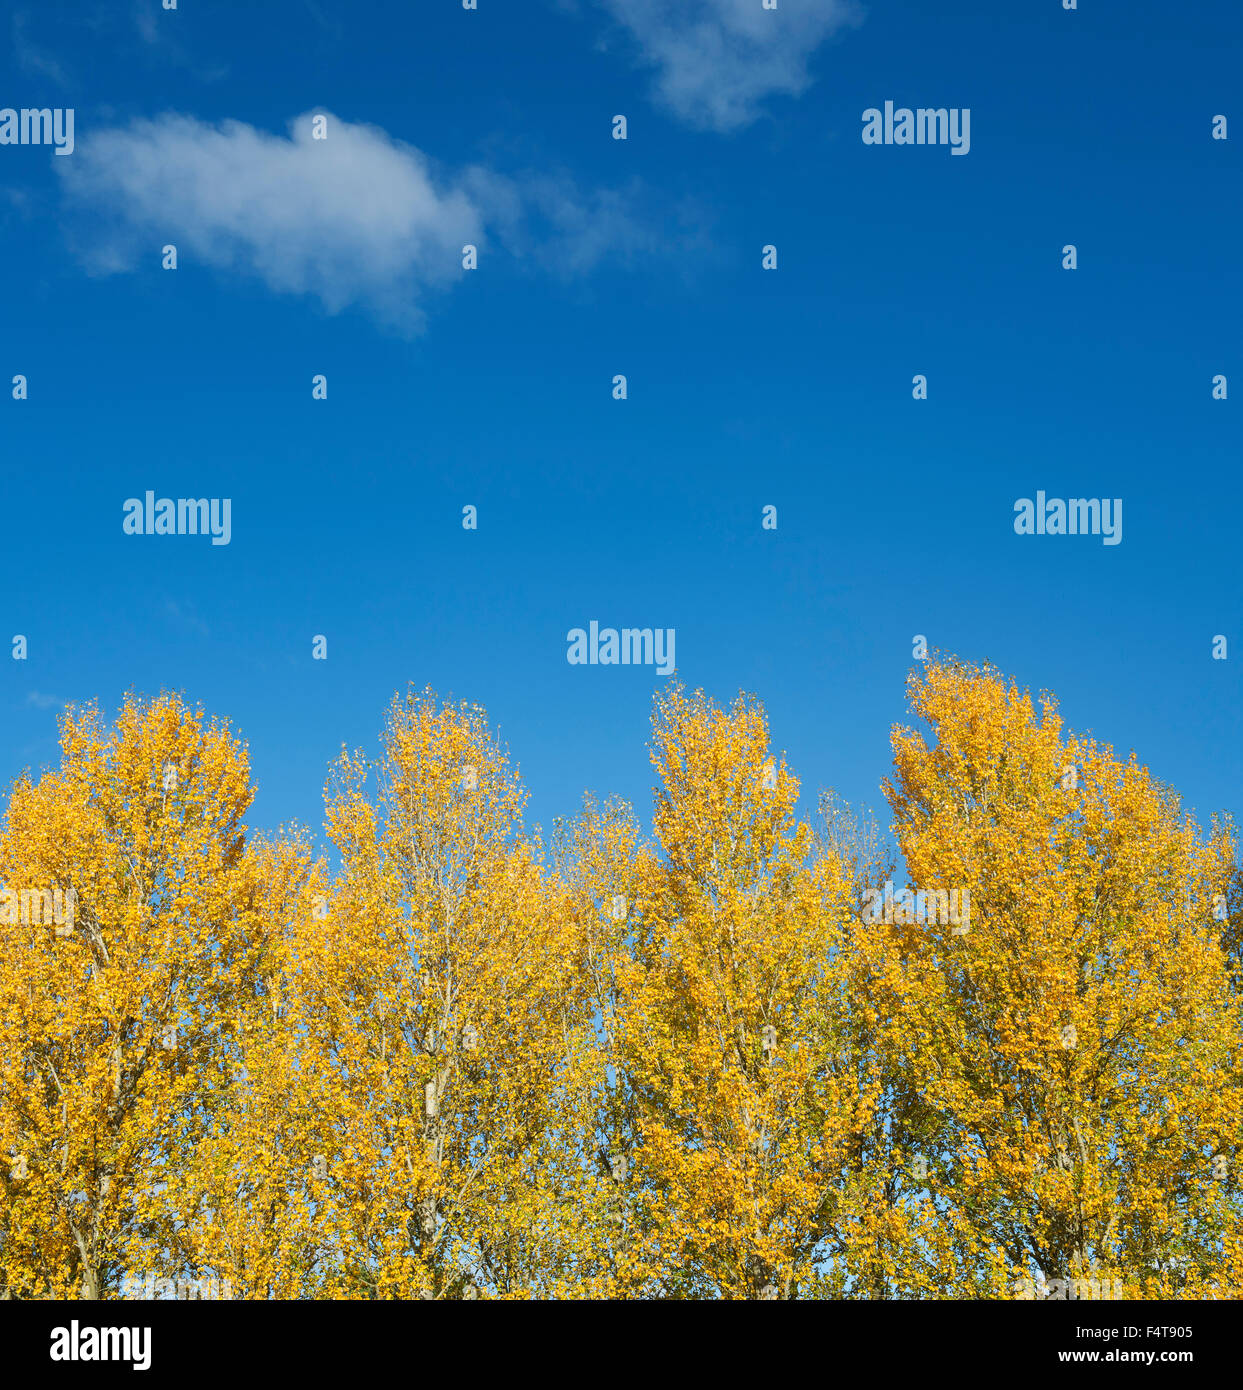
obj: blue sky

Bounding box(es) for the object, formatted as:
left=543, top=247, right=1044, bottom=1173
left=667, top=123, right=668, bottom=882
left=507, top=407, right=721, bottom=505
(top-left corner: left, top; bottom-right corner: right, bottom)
left=2, top=0, right=1239, bottom=857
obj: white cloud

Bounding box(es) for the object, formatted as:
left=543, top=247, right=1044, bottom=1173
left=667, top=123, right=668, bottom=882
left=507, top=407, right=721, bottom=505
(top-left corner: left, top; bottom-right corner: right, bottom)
left=58, top=110, right=666, bottom=333
left=59, top=112, right=485, bottom=332
left=600, top=0, right=863, bottom=132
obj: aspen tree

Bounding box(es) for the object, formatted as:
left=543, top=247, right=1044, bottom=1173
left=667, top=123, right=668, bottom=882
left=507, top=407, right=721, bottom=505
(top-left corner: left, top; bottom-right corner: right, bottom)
left=0, top=696, right=274, bottom=1298
left=282, top=691, right=586, bottom=1297
left=882, top=662, right=1243, bottom=1298
left=597, top=687, right=912, bottom=1297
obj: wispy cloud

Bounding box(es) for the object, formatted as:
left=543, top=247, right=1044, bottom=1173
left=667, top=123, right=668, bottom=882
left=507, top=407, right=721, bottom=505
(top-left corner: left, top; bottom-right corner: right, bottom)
left=12, top=12, right=71, bottom=87
left=300, top=0, right=345, bottom=40
left=58, top=110, right=669, bottom=333
left=598, top=0, right=863, bottom=132
left=465, top=168, right=677, bottom=277
left=131, top=0, right=159, bottom=46
left=161, top=599, right=210, bottom=638
left=26, top=692, right=64, bottom=711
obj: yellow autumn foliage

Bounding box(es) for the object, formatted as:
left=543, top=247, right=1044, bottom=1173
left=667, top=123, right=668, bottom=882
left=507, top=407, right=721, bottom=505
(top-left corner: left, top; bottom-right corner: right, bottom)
left=1, top=665, right=1239, bottom=1300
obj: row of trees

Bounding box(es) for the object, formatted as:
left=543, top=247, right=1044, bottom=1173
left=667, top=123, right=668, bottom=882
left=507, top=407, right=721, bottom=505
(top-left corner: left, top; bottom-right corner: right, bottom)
left=1, top=661, right=1240, bottom=1299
